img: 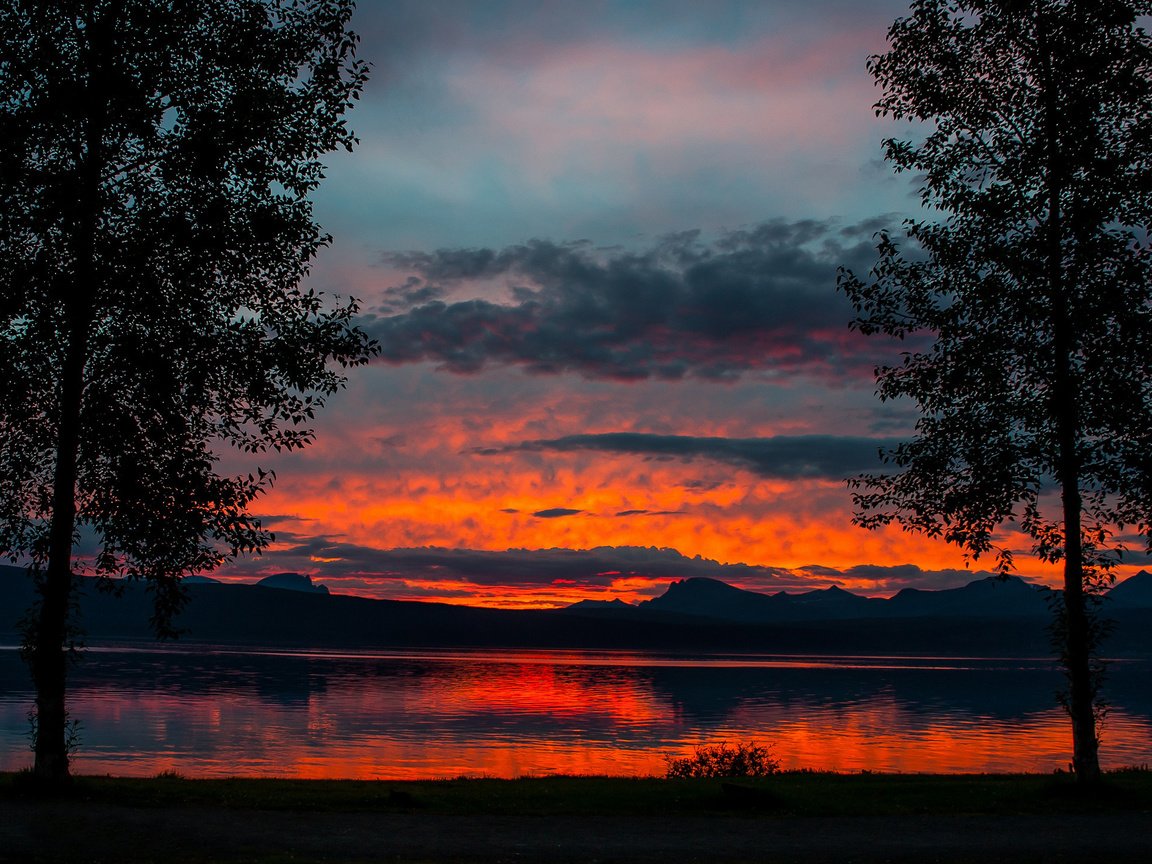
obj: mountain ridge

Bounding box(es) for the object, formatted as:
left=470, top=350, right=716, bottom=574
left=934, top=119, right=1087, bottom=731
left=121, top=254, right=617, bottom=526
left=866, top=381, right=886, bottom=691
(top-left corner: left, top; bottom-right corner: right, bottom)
left=1, top=565, right=1149, bottom=657
left=610, top=572, right=1142, bottom=623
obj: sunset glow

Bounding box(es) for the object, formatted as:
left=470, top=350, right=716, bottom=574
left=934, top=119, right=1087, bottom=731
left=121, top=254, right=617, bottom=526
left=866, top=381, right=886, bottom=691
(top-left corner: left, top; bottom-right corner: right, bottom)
left=158, top=0, right=1144, bottom=608
left=8, top=0, right=1152, bottom=832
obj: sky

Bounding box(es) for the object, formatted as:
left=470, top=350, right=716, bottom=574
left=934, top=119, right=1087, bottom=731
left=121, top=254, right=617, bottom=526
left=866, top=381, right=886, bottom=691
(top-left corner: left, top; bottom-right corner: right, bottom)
left=212, top=0, right=1128, bottom=608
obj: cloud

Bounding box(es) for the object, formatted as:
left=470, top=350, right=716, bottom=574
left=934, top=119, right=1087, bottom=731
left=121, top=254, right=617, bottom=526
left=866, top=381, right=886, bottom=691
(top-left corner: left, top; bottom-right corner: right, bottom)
left=532, top=508, right=583, bottom=519
left=479, top=433, right=899, bottom=481
left=374, top=277, right=446, bottom=314
left=334, top=1, right=915, bottom=252
left=222, top=540, right=808, bottom=591
left=369, top=220, right=892, bottom=381
left=832, top=563, right=1006, bottom=592
left=215, top=537, right=1008, bottom=602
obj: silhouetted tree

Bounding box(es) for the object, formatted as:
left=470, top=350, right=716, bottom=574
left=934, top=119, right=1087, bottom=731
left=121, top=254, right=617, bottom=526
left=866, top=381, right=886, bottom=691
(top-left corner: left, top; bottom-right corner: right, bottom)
left=839, top=0, right=1152, bottom=785
left=0, top=0, right=374, bottom=785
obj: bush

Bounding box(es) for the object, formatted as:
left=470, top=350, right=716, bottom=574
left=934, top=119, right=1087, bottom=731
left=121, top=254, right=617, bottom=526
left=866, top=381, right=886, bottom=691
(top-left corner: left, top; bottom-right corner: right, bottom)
left=665, top=741, right=780, bottom=779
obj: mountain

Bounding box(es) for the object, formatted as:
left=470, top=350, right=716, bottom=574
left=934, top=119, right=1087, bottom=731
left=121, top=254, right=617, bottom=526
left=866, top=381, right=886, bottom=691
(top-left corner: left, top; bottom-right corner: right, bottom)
left=565, top=598, right=633, bottom=612
left=256, top=573, right=329, bottom=594
left=634, top=574, right=1048, bottom=623
left=642, top=577, right=883, bottom=622
left=1109, top=570, right=1152, bottom=608
left=884, top=576, right=1051, bottom=619
left=1, top=564, right=1149, bottom=657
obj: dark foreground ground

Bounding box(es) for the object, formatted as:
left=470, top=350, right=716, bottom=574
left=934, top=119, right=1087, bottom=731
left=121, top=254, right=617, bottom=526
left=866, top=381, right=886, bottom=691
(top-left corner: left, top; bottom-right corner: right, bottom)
left=3, top=773, right=1151, bottom=864
left=6, top=804, right=1152, bottom=863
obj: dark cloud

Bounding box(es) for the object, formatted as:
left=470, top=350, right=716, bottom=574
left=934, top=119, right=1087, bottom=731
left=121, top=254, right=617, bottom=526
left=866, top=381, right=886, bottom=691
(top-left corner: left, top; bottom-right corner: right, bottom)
left=372, top=276, right=446, bottom=314
left=838, top=564, right=1004, bottom=592
left=838, top=214, right=902, bottom=238
left=369, top=220, right=890, bottom=381
left=218, top=537, right=1009, bottom=599
left=1115, top=533, right=1152, bottom=564
left=251, top=514, right=315, bottom=528
left=1118, top=550, right=1152, bottom=566
left=531, top=508, right=583, bottom=519
left=222, top=540, right=808, bottom=591
left=479, top=433, right=899, bottom=480
left=795, top=563, right=844, bottom=578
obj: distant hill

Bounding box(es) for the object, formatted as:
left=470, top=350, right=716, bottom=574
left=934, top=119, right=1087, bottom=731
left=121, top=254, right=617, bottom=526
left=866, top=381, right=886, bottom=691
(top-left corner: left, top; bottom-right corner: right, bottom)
left=1109, top=570, right=1152, bottom=608
left=256, top=573, right=329, bottom=594
left=642, top=577, right=883, bottom=622
left=566, top=598, right=632, bottom=612
left=884, top=576, right=1052, bottom=618
left=636, top=574, right=1050, bottom=623
left=1, top=564, right=1149, bottom=657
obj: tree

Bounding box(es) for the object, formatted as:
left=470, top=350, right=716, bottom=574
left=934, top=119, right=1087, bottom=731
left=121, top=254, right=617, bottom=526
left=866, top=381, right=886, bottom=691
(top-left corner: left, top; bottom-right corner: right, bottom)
left=838, top=0, right=1152, bottom=785
left=0, top=0, right=375, bottom=785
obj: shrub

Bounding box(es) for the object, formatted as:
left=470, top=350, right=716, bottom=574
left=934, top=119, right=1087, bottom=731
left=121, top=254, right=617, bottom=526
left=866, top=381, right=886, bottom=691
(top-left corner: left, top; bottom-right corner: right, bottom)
left=665, top=741, right=780, bottom=779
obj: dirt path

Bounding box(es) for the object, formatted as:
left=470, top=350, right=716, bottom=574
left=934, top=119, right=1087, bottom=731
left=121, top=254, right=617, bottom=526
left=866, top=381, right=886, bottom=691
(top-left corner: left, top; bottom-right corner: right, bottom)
left=4, top=799, right=1152, bottom=863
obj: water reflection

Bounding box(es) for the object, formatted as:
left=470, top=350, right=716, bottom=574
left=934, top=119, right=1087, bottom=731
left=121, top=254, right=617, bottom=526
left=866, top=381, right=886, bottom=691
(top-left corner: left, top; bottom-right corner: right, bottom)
left=1, top=646, right=1149, bottom=778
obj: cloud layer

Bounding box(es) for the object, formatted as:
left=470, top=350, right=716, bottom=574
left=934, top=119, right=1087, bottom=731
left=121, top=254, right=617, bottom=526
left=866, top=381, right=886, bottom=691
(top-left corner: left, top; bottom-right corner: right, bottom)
left=318, top=0, right=913, bottom=254
left=478, top=432, right=899, bottom=481
left=180, top=2, right=1118, bottom=609
left=368, top=220, right=888, bottom=381
left=257, top=542, right=797, bottom=587
left=216, top=538, right=1002, bottom=605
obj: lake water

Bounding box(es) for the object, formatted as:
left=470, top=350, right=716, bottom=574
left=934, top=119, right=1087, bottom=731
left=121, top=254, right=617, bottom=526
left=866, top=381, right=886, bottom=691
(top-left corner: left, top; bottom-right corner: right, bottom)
left=1, top=644, right=1150, bottom=778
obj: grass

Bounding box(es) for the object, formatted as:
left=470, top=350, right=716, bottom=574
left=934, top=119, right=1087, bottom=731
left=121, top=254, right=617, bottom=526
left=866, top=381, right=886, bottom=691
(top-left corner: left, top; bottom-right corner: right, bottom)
left=7, top=770, right=1152, bottom=864
left=5, top=768, right=1152, bottom=817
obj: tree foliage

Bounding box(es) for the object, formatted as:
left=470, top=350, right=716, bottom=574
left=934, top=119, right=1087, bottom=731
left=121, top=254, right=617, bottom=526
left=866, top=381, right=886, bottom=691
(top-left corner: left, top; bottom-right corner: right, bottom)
left=838, top=0, right=1152, bottom=783
left=0, top=0, right=375, bottom=782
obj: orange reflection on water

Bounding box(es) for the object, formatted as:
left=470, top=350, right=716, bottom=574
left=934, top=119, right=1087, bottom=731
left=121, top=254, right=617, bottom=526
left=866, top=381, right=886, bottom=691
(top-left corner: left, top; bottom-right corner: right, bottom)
left=5, top=649, right=1150, bottom=780
left=729, top=700, right=1078, bottom=774
left=48, top=687, right=1150, bottom=780
left=415, top=663, right=665, bottom=723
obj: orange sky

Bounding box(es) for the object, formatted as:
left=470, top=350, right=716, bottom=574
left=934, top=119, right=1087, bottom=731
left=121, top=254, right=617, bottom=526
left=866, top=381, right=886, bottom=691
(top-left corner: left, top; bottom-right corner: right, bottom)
left=208, top=362, right=1090, bottom=609
left=200, top=0, right=1147, bottom=611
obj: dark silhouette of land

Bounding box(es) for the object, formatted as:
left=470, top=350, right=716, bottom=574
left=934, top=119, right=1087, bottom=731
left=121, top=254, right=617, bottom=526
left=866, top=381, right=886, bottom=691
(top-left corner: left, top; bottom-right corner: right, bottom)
left=3, top=565, right=1150, bottom=657
left=8, top=804, right=1152, bottom=864
left=5, top=773, right=1152, bottom=864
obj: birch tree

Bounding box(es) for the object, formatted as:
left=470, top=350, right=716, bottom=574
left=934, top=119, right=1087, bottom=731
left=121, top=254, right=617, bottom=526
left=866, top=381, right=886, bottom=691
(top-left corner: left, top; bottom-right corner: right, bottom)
left=839, top=0, right=1152, bottom=783
left=0, top=0, right=375, bottom=784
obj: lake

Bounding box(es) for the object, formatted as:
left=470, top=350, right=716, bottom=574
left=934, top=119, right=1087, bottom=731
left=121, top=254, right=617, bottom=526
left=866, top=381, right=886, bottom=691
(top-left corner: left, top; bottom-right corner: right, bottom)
left=1, top=644, right=1150, bottom=778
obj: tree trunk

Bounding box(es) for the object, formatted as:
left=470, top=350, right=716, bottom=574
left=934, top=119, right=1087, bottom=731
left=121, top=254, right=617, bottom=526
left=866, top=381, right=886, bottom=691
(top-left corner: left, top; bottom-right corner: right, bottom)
left=27, top=5, right=105, bottom=786
left=1037, top=11, right=1101, bottom=786
left=1047, top=166, right=1101, bottom=785
left=29, top=327, right=86, bottom=784
left=1051, top=291, right=1101, bottom=785
left=1061, top=521, right=1101, bottom=784
left=1052, top=343, right=1100, bottom=783
left=29, top=207, right=95, bottom=786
